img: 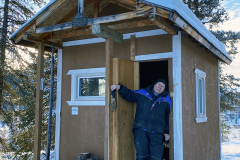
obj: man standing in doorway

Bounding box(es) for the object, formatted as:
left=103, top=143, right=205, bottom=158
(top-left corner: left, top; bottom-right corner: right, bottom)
left=111, top=79, right=171, bottom=160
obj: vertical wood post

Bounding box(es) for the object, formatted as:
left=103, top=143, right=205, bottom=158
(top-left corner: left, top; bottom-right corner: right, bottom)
left=34, top=43, right=44, bottom=160
left=112, top=58, right=119, bottom=160
left=130, top=35, right=136, bottom=61
left=105, top=38, right=113, bottom=160
left=94, top=2, right=99, bottom=18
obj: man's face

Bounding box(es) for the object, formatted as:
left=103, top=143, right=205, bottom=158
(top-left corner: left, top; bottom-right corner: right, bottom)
left=153, top=82, right=165, bottom=94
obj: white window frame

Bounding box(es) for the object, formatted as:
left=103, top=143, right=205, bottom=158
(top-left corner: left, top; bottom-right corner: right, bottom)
left=67, top=67, right=105, bottom=106
left=194, top=68, right=207, bottom=123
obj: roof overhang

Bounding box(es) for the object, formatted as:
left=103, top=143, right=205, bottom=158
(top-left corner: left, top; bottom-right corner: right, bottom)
left=10, top=0, right=232, bottom=64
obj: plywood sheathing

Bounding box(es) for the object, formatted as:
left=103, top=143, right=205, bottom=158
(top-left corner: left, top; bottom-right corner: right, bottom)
left=136, top=34, right=172, bottom=55
left=60, top=43, right=106, bottom=159
left=181, top=35, right=220, bottom=160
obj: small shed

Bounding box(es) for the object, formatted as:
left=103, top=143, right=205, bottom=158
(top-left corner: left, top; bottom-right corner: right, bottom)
left=10, top=0, right=232, bottom=160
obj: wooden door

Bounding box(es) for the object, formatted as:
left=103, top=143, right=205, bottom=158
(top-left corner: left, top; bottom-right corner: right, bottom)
left=109, top=58, right=139, bottom=160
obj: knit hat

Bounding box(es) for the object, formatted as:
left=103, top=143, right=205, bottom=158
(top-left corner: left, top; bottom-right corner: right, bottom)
left=153, top=79, right=167, bottom=88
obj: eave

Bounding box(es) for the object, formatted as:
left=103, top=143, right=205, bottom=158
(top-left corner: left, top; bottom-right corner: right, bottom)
left=10, top=0, right=231, bottom=64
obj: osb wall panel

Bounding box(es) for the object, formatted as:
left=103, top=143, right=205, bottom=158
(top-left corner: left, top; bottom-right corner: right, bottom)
left=112, top=34, right=172, bottom=60
left=136, top=34, right=172, bottom=55
left=60, top=43, right=105, bottom=160
left=181, top=34, right=220, bottom=160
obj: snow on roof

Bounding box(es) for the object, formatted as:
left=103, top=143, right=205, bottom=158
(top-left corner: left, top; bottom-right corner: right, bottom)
left=140, top=0, right=232, bottom=62
left=10, top=0, right=56, bottom=41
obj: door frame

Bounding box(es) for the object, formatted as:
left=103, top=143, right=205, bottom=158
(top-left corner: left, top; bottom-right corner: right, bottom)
left=135, top=31, right=183, bottom=160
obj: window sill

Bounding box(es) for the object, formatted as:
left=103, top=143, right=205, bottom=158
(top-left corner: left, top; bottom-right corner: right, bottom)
left=67, top=100, right=105, bottom=106
left=195, top=117, right=208, bottom=123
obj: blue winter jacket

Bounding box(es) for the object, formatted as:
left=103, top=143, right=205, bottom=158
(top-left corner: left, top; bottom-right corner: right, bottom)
left=118, top=84, right=172, bottom=134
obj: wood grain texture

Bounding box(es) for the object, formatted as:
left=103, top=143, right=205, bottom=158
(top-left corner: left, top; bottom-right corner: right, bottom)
left=34, top=43, right=44, bottom=160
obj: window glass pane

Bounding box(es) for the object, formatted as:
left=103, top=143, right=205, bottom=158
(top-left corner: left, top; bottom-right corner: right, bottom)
left=199, top=78, right=203, bottom=114
left=79, top=77, right=105, bottom=96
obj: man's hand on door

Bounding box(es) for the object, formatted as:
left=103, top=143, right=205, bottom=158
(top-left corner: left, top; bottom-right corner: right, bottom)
left=111, top=85, right=120, bottom=91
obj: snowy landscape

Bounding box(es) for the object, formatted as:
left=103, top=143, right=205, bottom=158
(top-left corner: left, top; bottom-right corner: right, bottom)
left=222, top=127, right=240, bottom=160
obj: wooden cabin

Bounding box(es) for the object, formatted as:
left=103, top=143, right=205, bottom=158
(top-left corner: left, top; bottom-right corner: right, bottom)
left=10, top=0, right=232, bottom=160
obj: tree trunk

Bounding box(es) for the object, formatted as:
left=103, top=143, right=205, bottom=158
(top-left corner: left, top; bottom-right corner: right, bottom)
left=0, top=0, right=9, bottom=111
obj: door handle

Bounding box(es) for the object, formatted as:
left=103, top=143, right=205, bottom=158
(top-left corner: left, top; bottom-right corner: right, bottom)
left=110, top=89, right=117, bottom=111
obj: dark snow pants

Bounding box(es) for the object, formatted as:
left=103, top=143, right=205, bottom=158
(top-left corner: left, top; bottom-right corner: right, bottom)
left=133, top=128, right=164, bottom=160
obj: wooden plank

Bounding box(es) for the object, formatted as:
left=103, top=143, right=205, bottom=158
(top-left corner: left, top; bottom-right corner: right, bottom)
left=15, top=20, right=36, bottom=43
left=56, top=6, right=78, bottom=24
left=34, top=43, right=44, bottom=160
left=94, top=2, right=99, bottom=18
left=112, top=58, right=119, bottom=160
left=36, top=11, right=139, bottom=34
left=23, top=35, right=62, bottom=49
left=115, top=0, right=136, bottom=7
left=150, top=15, right=177, bottom=35
left=156, top=7, right=171, bottom=19
left=36, top=0, right=68, bottom=26
left=116, top=58, right=135, bottom=160
left=133, top=61, right=139, bottom=160
left=130, top=35, right=136, bottom=61
left=88, top=11, right=138, bottom=25
left=108, top=0, right=135, bottom=10
left=51, top=18, right=153, bottom=40
left=105, top=38, right=113, bottom=160
left=136, top=3, right=153, bottom=16
left=36, top=22, right=72, bottom=34
left=92, top=24, right=123, bottom=43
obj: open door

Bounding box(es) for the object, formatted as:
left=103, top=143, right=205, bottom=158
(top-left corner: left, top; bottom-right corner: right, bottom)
left=109, top=58, right=139, bottom=160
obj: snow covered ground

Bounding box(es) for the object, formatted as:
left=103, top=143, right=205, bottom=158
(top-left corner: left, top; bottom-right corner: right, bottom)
left=222, top=127, right=240, bottom=160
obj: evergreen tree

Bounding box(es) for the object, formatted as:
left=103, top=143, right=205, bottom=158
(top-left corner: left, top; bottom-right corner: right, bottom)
left=182, top=0, right=240, bottom=142
left=0, top=0, right=56, bottom=159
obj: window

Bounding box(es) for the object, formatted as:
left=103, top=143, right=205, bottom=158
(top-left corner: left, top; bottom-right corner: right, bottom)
left=67, top=67, right=105, bottom=106
left=194, top=68, right=207, bottom=123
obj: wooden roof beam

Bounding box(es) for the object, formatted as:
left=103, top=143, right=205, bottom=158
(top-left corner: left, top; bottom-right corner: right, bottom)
left=108, top=0, right=136, bottom=10
left=36, top=10, right=140, bottom=34
left=112, top=0, right=136, bottom=7
left=23, top=35, right=62, bottom=49
left=51, top=18, right=154, bottom=40
left=149, top=15, right=177, bottom=35
left=92, top=24, right=123, bottom=43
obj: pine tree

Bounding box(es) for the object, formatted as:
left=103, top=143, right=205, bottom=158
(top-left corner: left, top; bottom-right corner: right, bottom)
left=182, top=0, right=240, bottom=142
left=0, top=0, right=56, bottom=159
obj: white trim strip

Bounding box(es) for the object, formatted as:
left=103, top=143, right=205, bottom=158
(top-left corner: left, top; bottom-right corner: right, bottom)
left=67, top=67, right=105, bottom=75
left=135, top=52, right=173, bottom=61
left=63, top=29, right=167, bottom=47
left=218, top=60, right=222, bottom=159
left=172, top=31, right=183, bottom=160
left=194, top=68, right=207, bottom=77
left=123, top=29, right=167, bottom=39
left=67, top=101, right=105, bottom=106
left=55, top=49, right=62, bottom=160
left=63, top=38, right=105, bottom=47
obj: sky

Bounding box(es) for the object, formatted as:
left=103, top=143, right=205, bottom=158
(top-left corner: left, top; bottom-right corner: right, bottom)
left=217, top=0, right=240, bottom=80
